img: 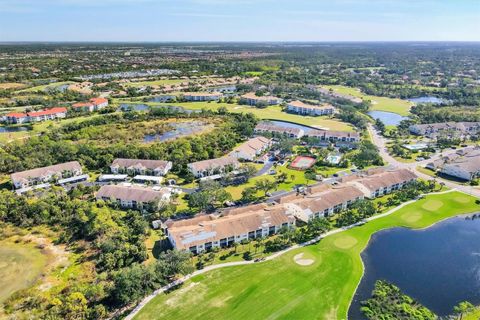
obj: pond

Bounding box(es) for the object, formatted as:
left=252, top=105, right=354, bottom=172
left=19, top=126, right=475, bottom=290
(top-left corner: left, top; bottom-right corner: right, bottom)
left=143, top=121, right=213, bottom=142
left=408, top=96, right=445, bottom=104
left=119, top=103, right=150, bottom=112
left=349, top=216, right=480, bottom=319
left=367, top=111, right=408, bottom=126
left=0, top=126, right=30, bottom=133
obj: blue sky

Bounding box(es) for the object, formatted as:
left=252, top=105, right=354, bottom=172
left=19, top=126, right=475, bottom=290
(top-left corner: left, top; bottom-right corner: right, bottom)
left=0, top=0, right=479, bottom=42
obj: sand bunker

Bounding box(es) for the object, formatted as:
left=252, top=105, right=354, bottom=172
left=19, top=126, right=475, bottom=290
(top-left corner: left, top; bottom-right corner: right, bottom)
left=293, top=253, right=315, bottom=266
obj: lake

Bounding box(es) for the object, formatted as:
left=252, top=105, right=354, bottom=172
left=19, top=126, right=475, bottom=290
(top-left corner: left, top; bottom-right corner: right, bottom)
left=0, top=126, right=30, bottom=133
left=349, top=216, right=480, bottom=319
left=368, top=111, right=408, bottom=126
left=408, top=96, right=445, bottom=104
left=119, top=103, right=150, bottom=112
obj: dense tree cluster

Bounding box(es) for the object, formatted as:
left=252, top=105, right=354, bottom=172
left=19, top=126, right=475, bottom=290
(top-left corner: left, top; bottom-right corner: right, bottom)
left=361, top=280, right=437, bottom=320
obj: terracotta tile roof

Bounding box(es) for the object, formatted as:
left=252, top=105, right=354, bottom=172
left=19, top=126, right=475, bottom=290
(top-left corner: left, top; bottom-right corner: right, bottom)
left=307, top=129, right=360, bottom=140
left=72, top=102, right=93, bottom=108
left=241, top=92, right=281, bottom=101
left=11, top=161, right=82, bottom=184
left=89, top=97, right=108, bottom=105
left=6, top=112, right=27, bottom=118
left=167, top=203, right=294, bottom=250
left=230, top=136, right=272, bottom=158
left=288, top=100, right=335, bottom=111
left=254, top=122, right=303, bottom=136
left=288, top=185, right=364, bottom=213
left=111, top=158, right=171, bottom=171
left=352, top=169, right=417, bottom=193
left=27, top=107, right=67, bottom=117
left=96, top=184, right=169, bottom=203
left=188, top=156, right=239, bottom=172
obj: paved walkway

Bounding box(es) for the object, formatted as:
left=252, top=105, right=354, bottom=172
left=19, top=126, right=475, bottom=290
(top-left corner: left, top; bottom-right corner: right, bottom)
left=368, top=125, right=480, bottom=199
left=123, top=188, right=457, bottom=320
left=123, top=129, right=480, bottom=320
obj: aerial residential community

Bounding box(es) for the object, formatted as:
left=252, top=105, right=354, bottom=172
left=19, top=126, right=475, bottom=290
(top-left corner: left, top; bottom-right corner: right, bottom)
left=0, top=1, right=480, bottom=320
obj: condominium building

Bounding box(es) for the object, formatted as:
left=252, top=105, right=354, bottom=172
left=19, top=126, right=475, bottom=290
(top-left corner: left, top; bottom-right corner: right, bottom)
left=229, top=136, right=273, bottom=161
left=182, top=92, right=222, bottom=101
left=96, top=184, right=171, bottom=210
left=72, top=97, right=109, bottom=112
left=110, top=158, right=173, bottom=176
left=254, top=122, right=305, bottom=139
left=11, top=161, right=85, bottom=190
left=286, top=100, right=336, bottom=116
left=240, top=92, right=282, bottom=106
left=165, top=203, right=295, bottom=254
left=188, top=156, right=240, bottom=178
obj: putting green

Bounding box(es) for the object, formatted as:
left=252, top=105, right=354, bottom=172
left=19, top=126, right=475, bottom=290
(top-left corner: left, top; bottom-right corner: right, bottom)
left=401, top=212, right=423, bottom=223
left=421, top=200, right=444, bottom=211
left=134, top=192, right=479, bottom=320
left=454, top=196, right=471, bottom=204
left=333, top=235, right=358, bottom=249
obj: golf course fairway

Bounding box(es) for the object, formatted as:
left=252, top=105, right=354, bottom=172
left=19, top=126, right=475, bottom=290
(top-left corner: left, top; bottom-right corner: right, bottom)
left=134, top=191, right=479, bottom=320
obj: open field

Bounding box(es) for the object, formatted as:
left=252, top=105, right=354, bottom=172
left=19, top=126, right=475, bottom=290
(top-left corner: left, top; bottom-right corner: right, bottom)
left=143, top=101, right=354, bottom=132
left=323, top=85, right=413, bottom=116
left=0, top=82, right=26, bottom=90
left=0, top=240, right=48, bottom=303
left=18, top=81, right=74, bottom=93
left=134, top=191, right=479, bottom=320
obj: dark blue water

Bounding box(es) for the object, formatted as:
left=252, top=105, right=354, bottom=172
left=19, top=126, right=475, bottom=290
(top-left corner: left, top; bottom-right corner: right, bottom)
left=368, top=111, right=408, bottom=126
left=408, top=96, right=445, bottom=104
left=349, top=216, right=480, bottom=319
left=0, top=126, right=30, bottom=133
left=119, top=104, right=150, bottom=112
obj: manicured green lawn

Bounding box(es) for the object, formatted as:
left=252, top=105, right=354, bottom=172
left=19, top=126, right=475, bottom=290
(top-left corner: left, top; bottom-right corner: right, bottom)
left=134, top=191, right=479, bottom=320
left=18, top=81, right=74, bottom=93
left=0, top=240, right=48, bottom=302
left=122, top=79, right=185, bottom=88
left=148, top=102, right=354, bottom=132
left=323, top=85, right=413, bottom=116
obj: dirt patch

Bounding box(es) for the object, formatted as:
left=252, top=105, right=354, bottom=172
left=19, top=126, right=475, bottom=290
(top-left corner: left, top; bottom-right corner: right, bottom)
left=0, top=83, right=25, bottom=90
left=421, top=200, right=444, bottom=211
left=293, top=253, right=315, bottom=266
left=334, top=236, right=358, bottom=249
left=21, top=235, right=70, bottom=291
